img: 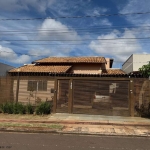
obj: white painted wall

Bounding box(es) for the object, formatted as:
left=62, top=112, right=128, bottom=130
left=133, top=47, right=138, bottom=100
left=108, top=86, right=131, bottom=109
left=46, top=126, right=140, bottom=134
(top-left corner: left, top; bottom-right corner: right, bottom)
left=133, top=54, right=150, bottom=71
left=122, top=54, right=150, bottom=73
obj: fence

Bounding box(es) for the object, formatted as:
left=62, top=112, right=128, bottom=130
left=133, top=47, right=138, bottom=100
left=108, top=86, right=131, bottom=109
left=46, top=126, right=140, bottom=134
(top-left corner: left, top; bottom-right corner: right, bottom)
left=0, top=76, right=14, bottom=104
left=0, top=75, right=150, bottom=116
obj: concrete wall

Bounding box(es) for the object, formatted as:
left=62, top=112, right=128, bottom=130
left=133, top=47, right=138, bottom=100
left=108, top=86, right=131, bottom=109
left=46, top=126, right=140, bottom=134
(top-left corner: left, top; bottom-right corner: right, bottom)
left=122, top=55, right=133, bottom=74
left=122, top=54, right=150, bottom=73
left=0, top=63, right=14, bottom=76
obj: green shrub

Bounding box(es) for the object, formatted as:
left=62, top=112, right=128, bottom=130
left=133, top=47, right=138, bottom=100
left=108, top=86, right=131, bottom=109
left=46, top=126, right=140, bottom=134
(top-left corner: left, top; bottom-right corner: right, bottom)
left=35, top=101, right=52, bottom=115
left=0, top=102, right=13, bottom=114
left=7, top=103, right=14, bottom=114
left=18, top=103, right=26, bottom=114
left=0, top=103, right=7, bottom=113
left=0, top=101, right=52, bottom=115
left=12, top=103, right=18, bottom=114
left=26, top=103, right=34, bottom=114
left=13, top=103, right=26, bottom=114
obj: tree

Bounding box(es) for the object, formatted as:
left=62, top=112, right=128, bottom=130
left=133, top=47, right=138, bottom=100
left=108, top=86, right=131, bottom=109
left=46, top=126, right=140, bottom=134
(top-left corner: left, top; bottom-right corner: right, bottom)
left=139, top=61, right=150, bottom=77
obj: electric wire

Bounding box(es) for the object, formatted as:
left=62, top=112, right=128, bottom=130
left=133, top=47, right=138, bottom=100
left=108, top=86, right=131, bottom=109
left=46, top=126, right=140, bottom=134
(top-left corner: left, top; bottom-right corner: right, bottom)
left=0, top=11, right=150, bottom=20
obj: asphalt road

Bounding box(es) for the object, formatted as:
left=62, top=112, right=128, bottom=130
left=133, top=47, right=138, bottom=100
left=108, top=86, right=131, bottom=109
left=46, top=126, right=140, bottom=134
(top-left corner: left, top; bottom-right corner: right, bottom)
left=0, top=132, right=150, bottom=150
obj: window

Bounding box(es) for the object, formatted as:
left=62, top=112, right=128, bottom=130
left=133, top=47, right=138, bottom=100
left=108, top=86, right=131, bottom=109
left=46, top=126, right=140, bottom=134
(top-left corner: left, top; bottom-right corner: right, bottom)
left=38, top=81, right=47, bottom=91
left=27, top=81, right=47, bottom=91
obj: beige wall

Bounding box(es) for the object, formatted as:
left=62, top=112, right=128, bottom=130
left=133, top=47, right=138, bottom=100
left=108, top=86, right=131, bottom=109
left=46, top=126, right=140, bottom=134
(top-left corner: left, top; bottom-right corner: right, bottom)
left=13, top=80, right=54, bottom=104
left=69, top=62, right=110, bottom=74
left=105, top=58, right=110, bottom=68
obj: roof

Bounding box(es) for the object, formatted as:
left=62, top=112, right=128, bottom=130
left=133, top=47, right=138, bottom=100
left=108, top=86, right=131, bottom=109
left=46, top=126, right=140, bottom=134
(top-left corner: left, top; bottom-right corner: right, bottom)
left=33, top=57, right=107, bottom=64
left=9, top=65, right=71, bottom=73
left=102, top=69, right=125, bottom=75
left=9, top=65, right=125, bottom=75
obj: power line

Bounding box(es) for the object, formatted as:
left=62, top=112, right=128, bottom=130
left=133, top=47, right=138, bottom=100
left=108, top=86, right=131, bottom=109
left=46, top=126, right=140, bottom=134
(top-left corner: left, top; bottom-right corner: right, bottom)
left=0, top=11, right=150, bottom=21
left=0, top=50, right=149, bottom=64
left=1, top=25, right=150, bottom=33
left=1, top=28, right=150, bottom=36
left=1, top=37, right=150, bottom=42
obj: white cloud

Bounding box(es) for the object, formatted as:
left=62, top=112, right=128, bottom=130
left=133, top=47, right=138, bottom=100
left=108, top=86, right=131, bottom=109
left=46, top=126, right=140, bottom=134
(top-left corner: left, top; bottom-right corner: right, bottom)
left=119, top=0, right=150, bottom=25
left=89, top=29, right=142, bottom=61
left=86, top=7, right=108, bottom=16
left=0, top=45, right=30, bottom=64
left=0, top=0, right=55, bottom=13
left=38, top=19, right=81, bottom=41
left=99, top=19, right=112, bottom=26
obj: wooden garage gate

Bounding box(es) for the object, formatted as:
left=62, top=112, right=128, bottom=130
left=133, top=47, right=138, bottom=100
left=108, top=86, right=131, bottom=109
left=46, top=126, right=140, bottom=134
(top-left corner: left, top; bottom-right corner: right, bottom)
left=56, top=79, right=130, bottom=116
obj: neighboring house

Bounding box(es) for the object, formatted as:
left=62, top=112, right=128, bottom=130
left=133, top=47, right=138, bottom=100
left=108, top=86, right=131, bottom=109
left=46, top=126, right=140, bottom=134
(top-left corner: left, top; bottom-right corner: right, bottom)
left=0, top=62, right=14, bottom=76
left=122, top=54, right=150, bottom=74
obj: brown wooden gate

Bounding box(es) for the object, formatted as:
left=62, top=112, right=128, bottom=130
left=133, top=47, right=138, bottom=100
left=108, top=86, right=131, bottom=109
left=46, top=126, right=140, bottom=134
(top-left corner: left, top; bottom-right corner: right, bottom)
left=55, top=79, right=130, bottom=116
left=72, top=80, right=129, bottom=116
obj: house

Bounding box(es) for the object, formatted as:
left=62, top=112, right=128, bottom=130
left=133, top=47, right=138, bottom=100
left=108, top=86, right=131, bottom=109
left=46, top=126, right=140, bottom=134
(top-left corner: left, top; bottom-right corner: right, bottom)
left=9, top=56, right=124, bottom=75
left=8, top=56, right=136, bottom=116
left=0, top=62, right=14, bottom=76
left=122, top=54, right=150, bottom=74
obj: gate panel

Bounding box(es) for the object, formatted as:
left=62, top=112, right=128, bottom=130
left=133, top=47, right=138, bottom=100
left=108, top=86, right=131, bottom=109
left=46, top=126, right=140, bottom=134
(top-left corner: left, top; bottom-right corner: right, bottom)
left=73, top=80, right=129, bottom=116
left=56, top=80, right=69, bottom=113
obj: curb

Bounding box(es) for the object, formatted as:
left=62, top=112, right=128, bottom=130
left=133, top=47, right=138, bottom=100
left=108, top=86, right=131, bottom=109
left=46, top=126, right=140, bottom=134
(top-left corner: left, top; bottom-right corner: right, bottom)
left=0, top=119, right=150, bottom=127
left=0, top=127, right=150, bottom=138
left=0, top=127, right=58, bottom=134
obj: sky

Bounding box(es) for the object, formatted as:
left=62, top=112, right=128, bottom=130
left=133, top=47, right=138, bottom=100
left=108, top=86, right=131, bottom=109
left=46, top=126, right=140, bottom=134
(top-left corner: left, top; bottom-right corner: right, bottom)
left=0, top=0, right=150, bottom=68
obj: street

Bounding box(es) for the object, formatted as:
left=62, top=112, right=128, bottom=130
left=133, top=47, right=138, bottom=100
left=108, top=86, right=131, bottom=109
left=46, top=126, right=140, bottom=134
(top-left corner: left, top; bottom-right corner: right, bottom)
left=0, top=132, right=150, bottom=150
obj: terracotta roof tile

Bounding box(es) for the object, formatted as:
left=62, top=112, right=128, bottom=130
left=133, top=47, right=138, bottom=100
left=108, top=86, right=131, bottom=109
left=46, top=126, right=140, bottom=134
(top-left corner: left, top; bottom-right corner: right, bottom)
left=34, top=57, right=107, bottom=64
left=9, top=65, right=71, bottom=73
left=9, top=65, right=125, bottom=75
left=102, top=69, right=125, bottom=75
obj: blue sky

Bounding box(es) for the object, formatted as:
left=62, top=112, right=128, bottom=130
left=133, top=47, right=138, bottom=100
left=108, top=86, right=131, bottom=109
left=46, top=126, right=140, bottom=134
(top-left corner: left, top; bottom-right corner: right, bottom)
left=0, top=0, right=150, bottom=68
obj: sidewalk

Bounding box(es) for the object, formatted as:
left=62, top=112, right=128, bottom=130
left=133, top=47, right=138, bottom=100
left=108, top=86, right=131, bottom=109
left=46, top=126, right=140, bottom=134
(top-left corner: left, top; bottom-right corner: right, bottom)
left=0, top=113, right=150, bottom=137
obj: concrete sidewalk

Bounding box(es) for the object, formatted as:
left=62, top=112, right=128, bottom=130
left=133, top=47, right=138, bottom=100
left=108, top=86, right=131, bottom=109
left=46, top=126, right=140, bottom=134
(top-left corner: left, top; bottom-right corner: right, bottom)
left=50, top=113, right=150, bottom=136
left=0, top=113, right=150, bottom=136
left=49, top=113, right=150, bottom=125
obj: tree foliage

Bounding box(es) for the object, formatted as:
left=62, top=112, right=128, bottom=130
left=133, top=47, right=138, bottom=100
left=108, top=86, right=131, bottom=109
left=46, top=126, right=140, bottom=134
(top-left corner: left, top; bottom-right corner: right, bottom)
left=139, top=62, right=150, bottom=77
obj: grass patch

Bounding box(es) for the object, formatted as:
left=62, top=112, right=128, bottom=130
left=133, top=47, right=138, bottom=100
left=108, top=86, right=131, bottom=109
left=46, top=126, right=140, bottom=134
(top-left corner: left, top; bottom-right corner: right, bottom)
left=0, top=122, right=63, bottom=129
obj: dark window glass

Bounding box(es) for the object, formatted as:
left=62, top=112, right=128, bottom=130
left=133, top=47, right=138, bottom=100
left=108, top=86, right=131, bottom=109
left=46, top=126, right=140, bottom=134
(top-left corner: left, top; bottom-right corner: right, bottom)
left=28, top=80, right=47, bottom=91
left=43, top=81, right=47, bottom=91
left=27, top=81, right=37, bottom=91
